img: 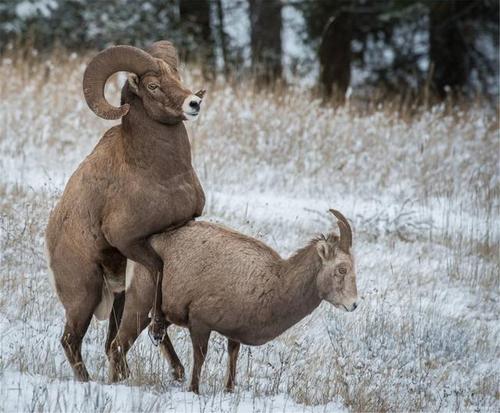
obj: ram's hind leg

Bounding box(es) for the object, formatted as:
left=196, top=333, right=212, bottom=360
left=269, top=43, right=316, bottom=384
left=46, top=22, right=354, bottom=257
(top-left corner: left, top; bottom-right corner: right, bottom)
left=108, top=262, right=155, bottom=382
left=105, top=292, right=125, bottom=355
left=114, top=239, right=166, bottom=345
left=56, top=263, right=103, bottom=381
left=108, top=313, right=150, bottom=382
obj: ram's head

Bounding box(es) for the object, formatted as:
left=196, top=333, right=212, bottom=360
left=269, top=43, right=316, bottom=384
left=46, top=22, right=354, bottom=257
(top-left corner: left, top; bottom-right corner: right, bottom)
left=83, top=41, right=205, bottom=124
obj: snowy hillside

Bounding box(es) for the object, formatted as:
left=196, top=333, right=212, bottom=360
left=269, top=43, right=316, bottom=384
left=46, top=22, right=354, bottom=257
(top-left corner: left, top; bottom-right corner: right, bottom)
left=0, top=55, right=498, bottom=412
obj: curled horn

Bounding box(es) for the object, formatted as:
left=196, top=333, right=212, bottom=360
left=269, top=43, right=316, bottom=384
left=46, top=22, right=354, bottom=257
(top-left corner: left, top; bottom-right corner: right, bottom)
left=146, top=40, right=206, bottom=100
left=329, top=209, right=352, bottom=252
left=83, top=45, right=159, bottom=120
left=146, top=40, right=179, bottom=69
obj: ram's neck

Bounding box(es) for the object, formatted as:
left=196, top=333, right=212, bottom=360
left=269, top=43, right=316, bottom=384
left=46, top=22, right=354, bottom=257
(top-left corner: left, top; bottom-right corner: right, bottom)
left=120, top=98, right=192, bottom=174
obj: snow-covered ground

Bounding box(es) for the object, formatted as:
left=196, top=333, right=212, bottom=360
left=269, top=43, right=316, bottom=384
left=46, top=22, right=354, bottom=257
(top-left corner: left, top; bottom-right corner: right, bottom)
left=0, top=55, right=498, bottom=412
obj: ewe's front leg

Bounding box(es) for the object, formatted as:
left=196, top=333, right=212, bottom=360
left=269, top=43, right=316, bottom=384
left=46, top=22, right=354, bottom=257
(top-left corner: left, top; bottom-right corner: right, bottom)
left=160, top=329, right=185, bottom=382
left=225, top=339, right=241, bottom=392
left=188, top=327, right=211, bottom=394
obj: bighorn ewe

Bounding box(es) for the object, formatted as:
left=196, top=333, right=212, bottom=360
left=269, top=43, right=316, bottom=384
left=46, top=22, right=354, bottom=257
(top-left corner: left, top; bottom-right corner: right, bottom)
left=45, top=41, right=206, bottom=381
left=109, top=210, right=358, bottom=393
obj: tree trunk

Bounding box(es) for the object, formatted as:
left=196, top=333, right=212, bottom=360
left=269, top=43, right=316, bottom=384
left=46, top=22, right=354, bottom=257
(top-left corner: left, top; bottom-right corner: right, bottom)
left=179, top=0, right=216, bottom=79
left=429, top=0, right=470, bottom=98
left=215, top=0, right=229, bottom=78
left=319, top=13, right=352, bottom=103
left=248, top=0, right=282, bottom=85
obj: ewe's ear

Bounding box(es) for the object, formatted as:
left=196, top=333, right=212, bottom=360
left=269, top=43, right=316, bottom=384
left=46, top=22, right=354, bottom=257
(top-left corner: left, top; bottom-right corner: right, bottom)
left=127, top=74, right=140, bottom=95
left=316, top=240, right=331, bottom=262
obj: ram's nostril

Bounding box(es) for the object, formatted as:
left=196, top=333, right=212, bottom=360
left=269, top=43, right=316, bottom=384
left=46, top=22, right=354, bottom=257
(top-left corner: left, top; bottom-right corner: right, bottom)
left=189, top=100, right=200, bottom=110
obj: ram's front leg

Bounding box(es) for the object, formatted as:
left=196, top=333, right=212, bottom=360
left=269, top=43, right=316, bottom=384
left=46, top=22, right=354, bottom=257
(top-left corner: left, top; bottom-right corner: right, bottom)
left=113, top=238, right=167, bottom=345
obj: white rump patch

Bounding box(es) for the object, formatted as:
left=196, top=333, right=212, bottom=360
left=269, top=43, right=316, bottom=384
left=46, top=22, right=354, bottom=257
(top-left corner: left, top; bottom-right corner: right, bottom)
left=94, top=287, right=114, bottom=321
left=125, top=259, right=136, bottom=291
left=94, top=273, right=126, bottom=322
left=44, top=243, right=57, bottom=294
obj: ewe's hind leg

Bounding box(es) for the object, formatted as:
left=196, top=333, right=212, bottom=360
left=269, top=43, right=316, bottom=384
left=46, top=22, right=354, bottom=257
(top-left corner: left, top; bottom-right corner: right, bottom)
left=114, top=239, right=166, bottom=344
left=105, top=292, right=125, bottom=355
left=160, top=328, right=185, bottom=382
left=225, top=339, right=241, bottom=392
left=57, top=265, right=102, bottom=381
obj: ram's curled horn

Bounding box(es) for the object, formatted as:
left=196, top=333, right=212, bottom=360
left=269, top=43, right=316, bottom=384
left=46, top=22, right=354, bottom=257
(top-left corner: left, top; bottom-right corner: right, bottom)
left=329, top=209, right=352, bottom=252
left=146, top=40, right=179, bottom=70
left=83, top=45, right=159, bottom=120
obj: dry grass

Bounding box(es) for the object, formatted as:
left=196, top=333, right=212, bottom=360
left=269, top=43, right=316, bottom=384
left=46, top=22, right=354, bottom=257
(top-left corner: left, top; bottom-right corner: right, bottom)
left=0, top=51, right=499, bottom=412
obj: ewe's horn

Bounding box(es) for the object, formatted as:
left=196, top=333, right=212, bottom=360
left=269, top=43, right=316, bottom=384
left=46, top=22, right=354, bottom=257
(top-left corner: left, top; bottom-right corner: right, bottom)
left=83, top=45, right=158, bottom=120
left=329, top=209, right=352, bottom=252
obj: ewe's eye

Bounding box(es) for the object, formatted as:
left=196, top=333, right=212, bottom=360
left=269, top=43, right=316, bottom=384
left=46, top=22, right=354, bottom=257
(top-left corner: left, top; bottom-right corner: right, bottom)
left=338, top=266, right=347, bottom=275
left=148, top=84, right=159, bottom=91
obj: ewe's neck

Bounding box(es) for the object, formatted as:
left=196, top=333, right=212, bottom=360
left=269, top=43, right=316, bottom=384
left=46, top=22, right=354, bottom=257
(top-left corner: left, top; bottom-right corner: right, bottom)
left=120, top=98, right=192, bottom=172
left=263, top=242, right=323, bottom=337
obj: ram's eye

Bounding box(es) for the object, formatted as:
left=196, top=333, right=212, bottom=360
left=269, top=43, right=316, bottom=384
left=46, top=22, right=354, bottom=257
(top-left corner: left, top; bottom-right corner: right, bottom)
left=338, top=266, right=347, bottom=275
left=148, top=84, right=159, bottom=91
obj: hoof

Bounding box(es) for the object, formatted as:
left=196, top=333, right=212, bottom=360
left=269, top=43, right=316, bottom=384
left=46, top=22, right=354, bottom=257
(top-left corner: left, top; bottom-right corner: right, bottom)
left=108, top=362, right=130, bottom=383
left=74, top=364, right=91, bottom=382
left=171, top=366, right=185, bottom=382
left=107, top=341, right=130, bottom=383
left=148, top=318, right=167, bottom=346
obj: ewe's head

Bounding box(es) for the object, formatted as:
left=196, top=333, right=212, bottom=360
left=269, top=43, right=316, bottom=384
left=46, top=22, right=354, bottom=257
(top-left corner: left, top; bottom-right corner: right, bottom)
left=83, top=41, right=205, bottom=124
left=316, top=209, right=359, bottom=312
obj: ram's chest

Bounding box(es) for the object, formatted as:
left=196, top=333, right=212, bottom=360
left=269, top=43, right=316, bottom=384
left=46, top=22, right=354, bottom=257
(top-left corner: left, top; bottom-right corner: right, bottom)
left=124, top=171, right=204, bottom=228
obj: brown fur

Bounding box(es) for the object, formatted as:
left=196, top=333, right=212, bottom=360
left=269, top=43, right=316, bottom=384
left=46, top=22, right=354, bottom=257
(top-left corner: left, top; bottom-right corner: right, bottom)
left=109, top=215, right=358, bottom=393
left=45, top=42, right=205, bottom=381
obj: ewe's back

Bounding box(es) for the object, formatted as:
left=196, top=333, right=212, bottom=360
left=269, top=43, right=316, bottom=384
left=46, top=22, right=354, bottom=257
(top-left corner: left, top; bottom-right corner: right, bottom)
left=151, top=220, right=281, bottom=272
left=149, top=221, right=281, bottom=318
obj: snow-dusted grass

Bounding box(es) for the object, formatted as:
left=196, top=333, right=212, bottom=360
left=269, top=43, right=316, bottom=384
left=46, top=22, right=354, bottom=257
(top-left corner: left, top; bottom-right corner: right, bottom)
left=0, top=53, right=498, bottom=412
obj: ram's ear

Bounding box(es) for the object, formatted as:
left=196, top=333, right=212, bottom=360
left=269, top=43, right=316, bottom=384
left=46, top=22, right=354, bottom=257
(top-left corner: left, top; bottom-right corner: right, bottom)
left=316, top=240, right=332, bottom=262
left=195, top=89, right=206, bottom=99
left=127, top=74, right=140, bottom=95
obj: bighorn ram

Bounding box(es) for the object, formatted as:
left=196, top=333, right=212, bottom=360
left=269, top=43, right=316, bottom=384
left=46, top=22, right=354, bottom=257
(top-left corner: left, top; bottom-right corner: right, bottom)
left=45, top=41, right=205, bottom=381
left=109, top=210, right=358, bottom=393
